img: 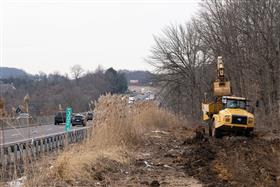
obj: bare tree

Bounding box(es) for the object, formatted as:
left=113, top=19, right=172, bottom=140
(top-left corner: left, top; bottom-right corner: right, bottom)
left=148, top=23, right=212, bottom=120
left=70, top=65, right=84, bottom=81
left=194, top=0, right=280, bottom=126
left=149, top=0, right=280, bottom=126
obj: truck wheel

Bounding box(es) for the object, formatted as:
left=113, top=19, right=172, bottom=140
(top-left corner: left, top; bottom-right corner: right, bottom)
left=245, top=130, right=251, bottom=137
left=211, top=120, right=222, bottom=138
left=213, top=127, right=222, bottom=138
left=212, top=126, right=216, bottom=137
left=208, top=120, right=213, bottom=137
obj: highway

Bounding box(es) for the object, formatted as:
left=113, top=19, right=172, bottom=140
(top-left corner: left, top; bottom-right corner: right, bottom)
left=0, top=121, right=93, bottom=144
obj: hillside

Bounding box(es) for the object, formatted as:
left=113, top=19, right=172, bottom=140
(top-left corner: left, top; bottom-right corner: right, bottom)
left=0, top=67, right=29, bottom=79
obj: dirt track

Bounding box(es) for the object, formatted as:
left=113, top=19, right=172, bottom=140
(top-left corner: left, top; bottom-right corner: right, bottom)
left=91, top=127, right=280, bottom=187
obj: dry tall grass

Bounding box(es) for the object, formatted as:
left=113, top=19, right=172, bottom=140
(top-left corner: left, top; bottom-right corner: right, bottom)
left=25, top=94, right=187, bottom=186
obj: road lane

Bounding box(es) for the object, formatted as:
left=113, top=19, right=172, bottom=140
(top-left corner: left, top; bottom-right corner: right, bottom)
left=0, top=121, right=93, bottom=144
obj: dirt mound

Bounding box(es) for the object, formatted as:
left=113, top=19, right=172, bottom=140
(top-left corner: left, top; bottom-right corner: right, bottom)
left=183, top=134, right=280, bottom=187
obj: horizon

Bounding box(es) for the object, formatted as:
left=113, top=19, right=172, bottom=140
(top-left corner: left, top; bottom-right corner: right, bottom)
left=0, top=65, right=153, bottom=75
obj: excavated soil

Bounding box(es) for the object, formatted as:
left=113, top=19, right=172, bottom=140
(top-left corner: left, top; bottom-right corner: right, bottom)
left=82, top=127, right=280, bottom=187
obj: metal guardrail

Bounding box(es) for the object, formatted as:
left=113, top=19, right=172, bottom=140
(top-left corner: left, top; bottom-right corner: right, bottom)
left=0, top=116, right=54, bottom=130
left=0, top=126, right=92, bottom=181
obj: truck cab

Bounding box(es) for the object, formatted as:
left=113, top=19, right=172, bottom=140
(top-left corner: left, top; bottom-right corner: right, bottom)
left=211, top=96, right=254, bottom=137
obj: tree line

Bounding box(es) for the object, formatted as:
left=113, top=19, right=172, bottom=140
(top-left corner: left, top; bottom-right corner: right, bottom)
left=1, top=66, right=128, bottom=115
left=148, top=0, right=280, bottom=128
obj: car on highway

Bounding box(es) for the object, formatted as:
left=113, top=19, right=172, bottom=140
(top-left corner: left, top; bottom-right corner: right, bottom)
left=71, top=114, right=86, bottom=126
left=54, top=111, right=66, bottom=125
left=128, top=96, right=135, bottom=104
left=16, top=113, right=31, bottom=120
left=86, top=112, right=93, bottom=121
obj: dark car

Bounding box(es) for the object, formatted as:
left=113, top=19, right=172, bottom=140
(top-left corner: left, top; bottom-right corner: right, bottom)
left=86, top=112, right=93, bottom=121
left=54, top=111, right=66, bottom=125
left=71, top=114, right=86, bottom=126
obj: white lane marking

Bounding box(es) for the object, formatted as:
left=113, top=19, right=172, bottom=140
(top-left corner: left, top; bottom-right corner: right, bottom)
left=11, top=134, right=20, bottom=137
left=47, top=128, right=52, bottom=131
left=1, top=126, right=91, bottom=146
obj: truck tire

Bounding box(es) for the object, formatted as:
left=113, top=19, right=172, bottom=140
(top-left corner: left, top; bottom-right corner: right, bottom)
left=208, top=120, right=213, bottom=137
left=209, top=120, right=222, bottom=138
left=244, top=130, right=251, bottom=137
left=212, top=127, right=217, bottom=138
left=212, top=123, right=222, bottom=138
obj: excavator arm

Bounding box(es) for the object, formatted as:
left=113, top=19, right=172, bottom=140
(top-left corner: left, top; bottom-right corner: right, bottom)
left=202, top=56, right=231, bottom=121
left=213, top=56, right=231, bottom=97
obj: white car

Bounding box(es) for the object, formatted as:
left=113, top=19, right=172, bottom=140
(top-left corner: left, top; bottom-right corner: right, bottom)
left=16, top=113, right=31, bottom=120
left=128, top=97, right=135, bottom=104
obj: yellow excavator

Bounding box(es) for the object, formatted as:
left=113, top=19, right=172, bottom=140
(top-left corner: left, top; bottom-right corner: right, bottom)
left=202, top=56, right=254, bottom=138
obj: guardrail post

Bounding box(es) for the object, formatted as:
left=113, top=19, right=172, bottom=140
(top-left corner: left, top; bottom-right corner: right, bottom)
left=52, top=136, right=56, bottom=151
left=46, top=138, right=49, bottom=154
left=48, top=137, right=52, bottom=152
left=42, top=139, right=47, bottom=154
left=3, top=148, right=8, bottom=180
left=32, top=141, right=37, bottom=161
left=63, top=133, right=67, bottom=149
left=73, top=131, right=76, bottom=143
left=39, top=139, right=43, bottom=155
left=54, top=136, right=58, bottom=152
left=54, top=136, right=58, bottom=150
left=61, top=135, right=64, bottom=149
left=56, top=136, right=60, bottom=152
left=57, top=136, right=60, bottom=151
left=36, top=140, right=40, bottom=157
left=7, top=146, right=13, bottom=180
left=60, top=135, right=64, bottom=149
left=49, top=137, right=53, bottom=151
left=14, top=144, right=18, bottom=178
left=58, top=135, right=62, bottom=150
left=18, top=144, right=24, bottom=176
left=68, top=132, right=71, bottom=144
left=77, top=131, right=80, bottom=142
left=23, top=143, right=28, bottom=174
left=0, top=146, right=4, bottom=180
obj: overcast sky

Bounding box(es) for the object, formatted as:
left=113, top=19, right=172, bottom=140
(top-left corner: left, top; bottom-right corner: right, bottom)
left=0, top=0, right=200, bottom=75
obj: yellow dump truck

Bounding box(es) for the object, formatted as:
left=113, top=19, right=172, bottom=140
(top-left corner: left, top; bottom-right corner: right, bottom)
left=202, top=57, right=254, bottom=137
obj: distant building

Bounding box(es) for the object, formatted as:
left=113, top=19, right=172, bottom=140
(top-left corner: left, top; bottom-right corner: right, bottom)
left=129, top=80, right=139, bottom=85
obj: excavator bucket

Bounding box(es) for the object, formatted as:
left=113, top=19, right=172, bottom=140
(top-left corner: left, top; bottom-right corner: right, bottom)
left=213, top=81, right=231, bottom=96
